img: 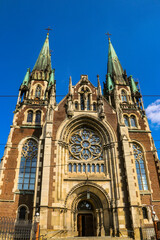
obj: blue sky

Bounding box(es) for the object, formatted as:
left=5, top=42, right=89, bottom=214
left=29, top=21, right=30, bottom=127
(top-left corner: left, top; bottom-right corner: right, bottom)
left=0, top=0, right=160, bottom=158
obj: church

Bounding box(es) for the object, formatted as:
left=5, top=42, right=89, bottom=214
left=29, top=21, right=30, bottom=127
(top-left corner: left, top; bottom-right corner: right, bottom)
left=0, top=33, right=160, bottom=239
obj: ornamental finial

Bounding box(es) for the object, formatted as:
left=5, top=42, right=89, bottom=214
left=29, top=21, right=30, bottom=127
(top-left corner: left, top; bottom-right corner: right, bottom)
left=105, top=32, right=112, bottom=41
left=45, top=26, right=52, bottom=36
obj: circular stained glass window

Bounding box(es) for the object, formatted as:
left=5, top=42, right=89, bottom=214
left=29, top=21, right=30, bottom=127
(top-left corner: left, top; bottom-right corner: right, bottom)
left=69, top=128, right=103, bottom=161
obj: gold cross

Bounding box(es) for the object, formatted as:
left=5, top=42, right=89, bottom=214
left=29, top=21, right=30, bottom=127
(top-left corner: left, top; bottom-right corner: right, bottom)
left=105, top=32, right=112, bottom=40
left=45, top=26, right=52, bottom=35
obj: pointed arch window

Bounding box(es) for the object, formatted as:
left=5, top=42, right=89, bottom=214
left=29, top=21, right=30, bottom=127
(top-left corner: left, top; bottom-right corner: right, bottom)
left=80, top=94, right=85, bottom=110
left=27, top=111, right=33, bottom=123
left=87, top=94, right=90, bottom=110
left=121, top=90, right=127, bottom=102
left=130, top=115, right=137, bottom=127
left=133, top=143, right=148, bottom=190
left=35, top=110, right=41, bottom=124
left=18, top=139, right=38, bottom=190
left=35, top=85, right=41, bottom=99
left=124, top=115, right=129, bottom=127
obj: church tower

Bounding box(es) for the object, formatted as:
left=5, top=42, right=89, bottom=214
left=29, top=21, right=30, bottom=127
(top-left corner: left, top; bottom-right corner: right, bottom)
left=0, top=33, right=55, bottom=220
left=0, top=34, right=160, bottom=240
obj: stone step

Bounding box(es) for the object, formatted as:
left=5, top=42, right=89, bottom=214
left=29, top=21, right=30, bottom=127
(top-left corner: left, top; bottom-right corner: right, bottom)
left=53, top=237, right=132, bottom=240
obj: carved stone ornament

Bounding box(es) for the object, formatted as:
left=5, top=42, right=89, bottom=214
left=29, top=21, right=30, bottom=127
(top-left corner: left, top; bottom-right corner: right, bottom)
left=67, top=94, right=74, bottom=118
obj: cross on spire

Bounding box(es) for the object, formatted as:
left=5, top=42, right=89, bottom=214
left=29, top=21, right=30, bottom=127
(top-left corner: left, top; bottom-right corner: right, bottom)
left=45, top=26, right=52, bottom=36
left=105, top=32, right=112, bottom=41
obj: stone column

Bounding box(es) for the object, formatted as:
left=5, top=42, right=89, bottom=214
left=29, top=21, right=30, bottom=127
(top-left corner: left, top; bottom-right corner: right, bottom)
left=96, top=209, right=100, bottom=236
left=100, top=208, right=105, bottom=236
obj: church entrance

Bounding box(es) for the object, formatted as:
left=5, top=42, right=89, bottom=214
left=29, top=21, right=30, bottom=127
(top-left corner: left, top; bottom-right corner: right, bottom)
left=77, top=214, right=94, bottom=236
left=77, top=200, right=95, bottom=237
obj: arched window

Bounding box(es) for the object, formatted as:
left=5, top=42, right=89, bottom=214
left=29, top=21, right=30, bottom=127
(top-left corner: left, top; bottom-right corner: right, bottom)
left=87, top=164, right=90, bottom=172
left=35, top=111, right=41, bottom=124
left=92, top=164, right=95, bottom=172
left=35, top=85, right=41, bottom=98
left=27, top=111, right=33, bottom=123
left=130, top=115, right=137, bottom=127
left=124, top=115, right=129, bottom=127
left=80, top=94, right=85, bottom=110
left=101, top=164, right=104, bottom=172
left=69, top=163, right=72, bottom=172
left=133, top=143, right=148, bottom=190
left=18, top=139, right=38, bottom=190
left=19, top=206, right=27, bottom=220
left=73, top=163, right=76, bottom=172
left=121, top=90, right=127, bottom=102
left=87, top=95, right=90, bottom=110
left=78, top=163, right=81, bottom=172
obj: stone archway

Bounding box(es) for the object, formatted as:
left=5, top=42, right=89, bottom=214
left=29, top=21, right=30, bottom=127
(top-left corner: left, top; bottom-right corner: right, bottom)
left=64, top=182, right=111, bottom=237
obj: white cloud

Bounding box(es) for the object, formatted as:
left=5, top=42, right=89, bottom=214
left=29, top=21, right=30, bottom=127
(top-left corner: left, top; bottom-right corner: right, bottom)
left=146, top=99, right=160, bottom=128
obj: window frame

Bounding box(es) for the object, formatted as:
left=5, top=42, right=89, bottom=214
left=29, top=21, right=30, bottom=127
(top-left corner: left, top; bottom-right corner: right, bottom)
left=17, top=139, right=38, bottom=191
left=132, top=143, right=149, bottom=191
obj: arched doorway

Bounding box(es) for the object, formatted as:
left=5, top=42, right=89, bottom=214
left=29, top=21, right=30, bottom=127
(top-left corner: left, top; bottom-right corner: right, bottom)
left=77, top=200, right=94, bottom=236
left=65, top=183, right=111, bottom=237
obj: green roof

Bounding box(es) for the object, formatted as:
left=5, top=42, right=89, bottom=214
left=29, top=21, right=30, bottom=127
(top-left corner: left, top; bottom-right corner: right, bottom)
left=33, top=34, right=51, bottom=72
left=130, top=75, right=138, bottom=93
left=22, top=68, right=30, bottom=86
left=107, top=40, right=126, bottom=85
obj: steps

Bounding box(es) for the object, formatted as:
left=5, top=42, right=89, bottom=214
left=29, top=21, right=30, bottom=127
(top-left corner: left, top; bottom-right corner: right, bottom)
left=53, top=237, right=132, bottom=240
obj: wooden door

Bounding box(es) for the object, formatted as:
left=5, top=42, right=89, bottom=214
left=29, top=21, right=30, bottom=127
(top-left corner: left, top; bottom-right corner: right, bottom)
left=77, top=214, right=82, bottom=236
left=77, top=214, right=94, bottom=236
left=85, top=214, right=94, bottom=236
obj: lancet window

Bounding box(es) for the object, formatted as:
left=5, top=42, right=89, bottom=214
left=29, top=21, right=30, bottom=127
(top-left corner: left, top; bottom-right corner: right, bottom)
left=132, top=143, right=148, bottom=190
left=18, top=139, right=38, bottom=190
left=130, top=115, right=137, bottom=127
left=27, top=111, right=33, bottom=123
left=124, top=115, right=129, bottom=127
left=35, top=110, right=41, bottom=124
left=68, top=127, right=104, bottom=174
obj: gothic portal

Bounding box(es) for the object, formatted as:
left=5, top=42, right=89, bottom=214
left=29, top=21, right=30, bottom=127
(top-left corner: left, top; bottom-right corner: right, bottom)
left=0, top=33, right=160, bottom=239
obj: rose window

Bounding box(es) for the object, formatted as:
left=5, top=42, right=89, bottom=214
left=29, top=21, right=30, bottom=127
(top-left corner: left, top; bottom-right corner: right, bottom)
left=69, top=128, right=103, bottom=161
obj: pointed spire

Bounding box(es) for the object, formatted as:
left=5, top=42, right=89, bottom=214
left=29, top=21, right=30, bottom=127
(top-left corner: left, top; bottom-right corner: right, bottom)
left=129, top=75, right=138, bottom=93
left=69, top=76, right=73, bottom=95
left=107, top=39, right=126, bottom=85
left=48, top=69, right=55, bottom=87
left=33, top=34, right=51, bottom=72
left=22, top=68, right=30, bottom=86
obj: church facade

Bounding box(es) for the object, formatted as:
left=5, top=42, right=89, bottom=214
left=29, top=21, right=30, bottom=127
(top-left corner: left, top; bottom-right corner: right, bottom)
left=0, top=34, right=160, bottom=239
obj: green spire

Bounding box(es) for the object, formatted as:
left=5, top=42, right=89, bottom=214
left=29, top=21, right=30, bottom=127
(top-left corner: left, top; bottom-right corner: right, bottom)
left=22, top=68, right=30, bottom=86
left=107, top=39, right=125, bottom=85
left=48, top=69, right=55, bottom=87
left=106, top=73, right=114, bottom=92
left=33, top=34, right=51, bottom=72
left=129, top=75, right=138, bottom=93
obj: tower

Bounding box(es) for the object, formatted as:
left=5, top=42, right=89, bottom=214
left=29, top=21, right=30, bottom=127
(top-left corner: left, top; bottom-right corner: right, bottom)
left=0, top=34, right=160, bottom=240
